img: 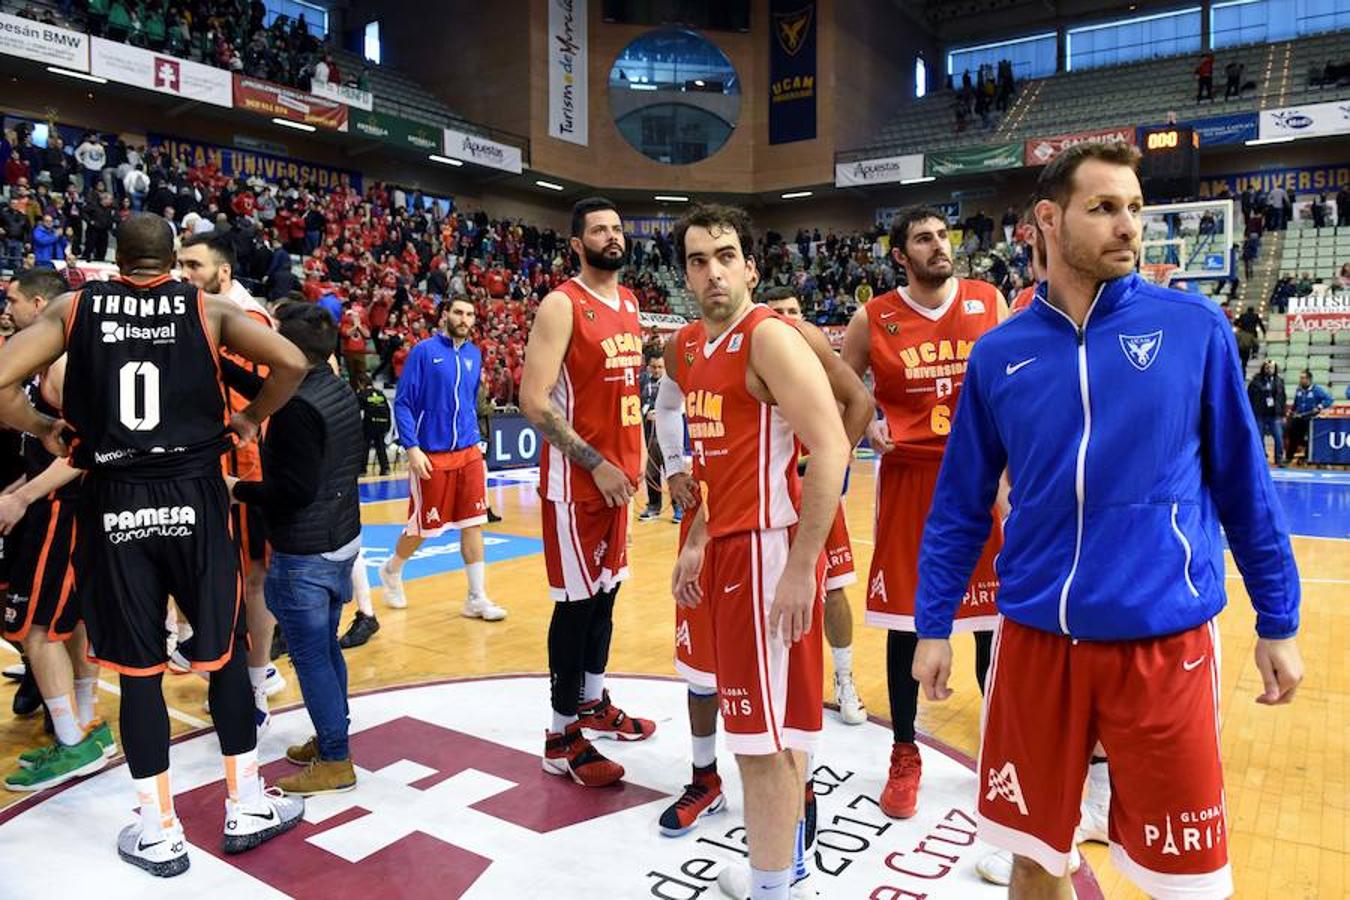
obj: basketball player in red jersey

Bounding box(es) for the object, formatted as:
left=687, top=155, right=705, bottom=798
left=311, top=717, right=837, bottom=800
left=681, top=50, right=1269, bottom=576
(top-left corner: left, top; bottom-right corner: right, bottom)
left=669, top=204, right=850, bottom=900
left=1010, top=205, right=1045, bottom=315
left=520, top=198, right=656, bottom=789
left=840, top=206, right=1008, bottom=820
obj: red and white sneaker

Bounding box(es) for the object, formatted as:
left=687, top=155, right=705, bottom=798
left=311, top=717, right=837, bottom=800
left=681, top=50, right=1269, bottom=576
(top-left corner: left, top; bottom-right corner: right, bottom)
left=542, top=722, right=625, bottom=787
left=659, top=764, right=726, bottom=836
left=578, top=690, right=656, bottom=742
left=880, top=742, right=921, bottom=819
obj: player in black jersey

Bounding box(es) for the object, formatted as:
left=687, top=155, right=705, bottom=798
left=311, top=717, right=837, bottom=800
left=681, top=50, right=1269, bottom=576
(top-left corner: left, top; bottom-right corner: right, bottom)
left=0, top=214, right=309, bottom=877
left=0, top=268, right=115, bottom=793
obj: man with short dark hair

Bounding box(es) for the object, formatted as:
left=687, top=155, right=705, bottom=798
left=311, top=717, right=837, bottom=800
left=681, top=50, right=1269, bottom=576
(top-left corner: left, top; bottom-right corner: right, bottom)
left=381, top=297, right=504, bottom=621
left=1287, top=369, right=1333, bottom=461
left=914, top=142, right=1303, bottom=899
left=224, top=303, right=365, bottom=797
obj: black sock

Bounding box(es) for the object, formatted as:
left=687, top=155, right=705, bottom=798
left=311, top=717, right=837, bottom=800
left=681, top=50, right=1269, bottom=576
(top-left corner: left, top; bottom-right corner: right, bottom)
left=548, top=595, right=597, bottom=717
left=208, top=638, right=257, bottom=756
left=974, top=630, right=993, bottom=696
left=583, top=588, right=617, bottom=678
left=120, top=672, right=170, bottom=779
left=886, top=630, right=920, bottom=744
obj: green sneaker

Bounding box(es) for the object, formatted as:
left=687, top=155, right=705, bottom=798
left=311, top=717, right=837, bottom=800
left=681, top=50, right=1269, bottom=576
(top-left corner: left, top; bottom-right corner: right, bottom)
left=17, top=721, right=117, bottom=769
left=5, top=731, right=107, bottom=792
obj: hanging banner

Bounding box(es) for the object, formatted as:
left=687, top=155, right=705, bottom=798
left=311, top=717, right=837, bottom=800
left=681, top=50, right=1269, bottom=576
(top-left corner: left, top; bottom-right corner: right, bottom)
left=834, top=153, right=924, bottom=187
left=232, top=75, right=349, bottom=131
left=1259, top=100, right=1350, bottom=141
left=442, top=126, right=523, bottom=174
left=1024, top=125, right=1135, bottom=167
left=547, top=0, right=587, bottom=145
left=1197, top=164, right=1350, bottom=200
left=90, top=36, right=232, bottom=107
left=925, top=143, right=1022, bottom=177
left=350, top=110, right=441, bottom=152
left=769, top=0, right=817, bottom=145
left=147, top=133, right=362, bottom=192
left=309, top=79, right=374, bottom=111
left=0, top=12, right=87, bottom=70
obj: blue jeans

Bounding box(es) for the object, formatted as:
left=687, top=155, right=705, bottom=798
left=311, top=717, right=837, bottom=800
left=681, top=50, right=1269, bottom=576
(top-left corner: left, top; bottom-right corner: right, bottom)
left=1256, top=415, right=1285, bottom=464
left=265, top=551, right=354, bottom=760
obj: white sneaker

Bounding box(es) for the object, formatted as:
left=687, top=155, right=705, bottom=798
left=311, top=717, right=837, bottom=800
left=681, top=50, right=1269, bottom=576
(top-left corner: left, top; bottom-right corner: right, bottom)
left=380, top=559, right=406, bottom=609
left=976, top=848, right=1082, bottom=886
left=222, top=784, right=304, bottom=854
left=261, top=665, right=286, bottom=697
left=716, top=866, right=819, bottom=899
left=1075, top=760, right=1110, bottom=844
left=118, top=820, right=189, bottom=878
left=462, top=594, right=507, bottom=621
left=834, top=672, right=866, bottom=725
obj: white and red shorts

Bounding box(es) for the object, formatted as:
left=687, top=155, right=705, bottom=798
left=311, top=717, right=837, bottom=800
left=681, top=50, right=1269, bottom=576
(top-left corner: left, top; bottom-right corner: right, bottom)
left=865, top=455, right=1000, bottom=632
left=823, top=502, right=856, bottom=592
left=979, top=617, right=1230, bottom=897
left=407, top=447, right=488, bottom=537
left=674, top=508, right=715, bottom=687
left=541, top=498, right=630, bottom=602
left=700, top=527, right=824, bottom=756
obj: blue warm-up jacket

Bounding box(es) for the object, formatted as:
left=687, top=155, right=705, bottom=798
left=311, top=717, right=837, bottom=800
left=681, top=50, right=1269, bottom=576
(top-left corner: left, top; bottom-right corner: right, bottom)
left=914, top=273, right=1300, bottom=641
left=394, top=334, right=482, bottom=452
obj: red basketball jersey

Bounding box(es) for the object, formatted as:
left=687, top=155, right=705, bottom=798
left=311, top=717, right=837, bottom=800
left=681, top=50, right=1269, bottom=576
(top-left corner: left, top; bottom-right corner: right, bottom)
left=672, top=305, right=799, bottom=538
left=1010, top=284, right=1036, bottom=314
left=540, top=278, right=644, bottom=504
left=868, top=278, right=1002, bottom=460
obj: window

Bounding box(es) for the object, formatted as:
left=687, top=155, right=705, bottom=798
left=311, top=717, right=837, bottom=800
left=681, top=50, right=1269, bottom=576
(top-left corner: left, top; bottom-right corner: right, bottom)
left=364, top=21, right=381, bottom=64
left=915, top=56, right=927, bottom=98
left=262, top=0, right=328, bottom=39
left=948, top=33, right=1057, bottom=83
left=1067, top=7, right=1201, bottom=71
left=1293, top=0, right=1350, bottom=37
left=1211, top=0, right=1269, bottom=48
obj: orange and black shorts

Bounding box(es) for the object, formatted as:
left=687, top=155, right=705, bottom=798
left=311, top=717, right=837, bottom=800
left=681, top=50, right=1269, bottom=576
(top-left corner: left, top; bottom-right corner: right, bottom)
left=2, top=497, right=79, bottom=643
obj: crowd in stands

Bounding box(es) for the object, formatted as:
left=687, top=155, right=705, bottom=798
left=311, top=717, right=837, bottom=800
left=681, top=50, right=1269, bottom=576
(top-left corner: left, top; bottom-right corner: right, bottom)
left=952, top=60, right=1018, bottom=132
left=1309, top=56, right=1350, bottom=89
left=1193, top=52, right=1256, bottom=102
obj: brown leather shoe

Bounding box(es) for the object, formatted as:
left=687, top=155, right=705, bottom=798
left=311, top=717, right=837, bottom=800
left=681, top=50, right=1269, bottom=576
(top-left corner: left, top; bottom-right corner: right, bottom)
left=276, top=758, right=357, bottom=796
left=285, top=736, right=319, bottom=765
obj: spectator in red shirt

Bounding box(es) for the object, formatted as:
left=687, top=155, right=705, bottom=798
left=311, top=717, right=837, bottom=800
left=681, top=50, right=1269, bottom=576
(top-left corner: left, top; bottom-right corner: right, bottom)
left=340, top=306, right=371, bottom=385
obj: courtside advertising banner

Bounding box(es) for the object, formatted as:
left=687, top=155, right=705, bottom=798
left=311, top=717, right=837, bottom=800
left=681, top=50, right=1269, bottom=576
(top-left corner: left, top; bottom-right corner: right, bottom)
left=548, top=0, right=587, bottom=145
left=769, top=0, right=818, bottom=144
left=0, top=12, right=86, bottom=69
left=1259, top=100, right=1350, bottom=141
left=309, top=79, right=374, bottom=111
left=441, top=127, right=523, bottom=174
left=90, top=36, right=231, bottom=107
left=834, top=153, right=924, bottom=187
left=1285, top=293, right=1350, bottom=335
left=233, top=75, right=349, bottom=131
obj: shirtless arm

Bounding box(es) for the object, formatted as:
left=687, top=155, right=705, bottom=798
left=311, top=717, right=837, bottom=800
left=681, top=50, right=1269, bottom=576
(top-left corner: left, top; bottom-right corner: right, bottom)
left=752, top=318, right=850, bottom=644
left=519, top=291, right=635, bottom=507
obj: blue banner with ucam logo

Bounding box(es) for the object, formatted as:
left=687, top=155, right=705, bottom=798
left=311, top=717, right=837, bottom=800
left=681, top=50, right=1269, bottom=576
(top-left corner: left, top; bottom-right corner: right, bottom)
left=1310, top=416, right=1350, bottom=465
left=1198, top=163, right=1350, bottom=199
left=769, top=0, right=816, bottom=144
left=1138, top=112, right=1257, bottom=148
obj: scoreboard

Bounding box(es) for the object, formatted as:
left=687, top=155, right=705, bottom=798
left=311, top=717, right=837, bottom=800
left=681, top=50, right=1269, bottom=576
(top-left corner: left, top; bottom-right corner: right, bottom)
left=1139, top=125, right=1201, bottom=201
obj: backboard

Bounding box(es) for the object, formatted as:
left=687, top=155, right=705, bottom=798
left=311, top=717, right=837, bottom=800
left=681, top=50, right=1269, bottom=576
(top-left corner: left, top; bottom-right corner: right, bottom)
left=1139, top=198, right=1235, bottom=285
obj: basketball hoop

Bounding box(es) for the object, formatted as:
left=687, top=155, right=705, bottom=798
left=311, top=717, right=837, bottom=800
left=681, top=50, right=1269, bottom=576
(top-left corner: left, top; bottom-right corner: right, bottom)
left=1140, top=262, right=1179, bottom=286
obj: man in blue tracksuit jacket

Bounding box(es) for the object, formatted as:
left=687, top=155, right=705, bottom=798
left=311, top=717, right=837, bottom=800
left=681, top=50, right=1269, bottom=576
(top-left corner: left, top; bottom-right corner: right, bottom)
left=379, top=297, right=506, bottom=621
left=912, top=144, right=1304, bottom=900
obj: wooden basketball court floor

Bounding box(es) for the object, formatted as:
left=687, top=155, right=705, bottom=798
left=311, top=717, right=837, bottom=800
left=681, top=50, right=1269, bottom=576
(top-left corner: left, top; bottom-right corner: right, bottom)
left=0, top=459, right=1345, bottom=899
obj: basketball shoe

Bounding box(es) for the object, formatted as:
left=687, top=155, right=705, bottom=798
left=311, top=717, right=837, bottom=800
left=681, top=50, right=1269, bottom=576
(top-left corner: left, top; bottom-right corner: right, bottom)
left=18, top=720, right=117, bottom=769
left=976, top=846, right=1081, bottom=886
left=834, top=671, right=866, bottom=725
left=1075, top=759, right=1111, bottom=843
left=222, top=785, right=305, bottom=854
left=880, top=742, right=921, bottom=818
left=542, top=722, right=625, bottom=787
left=462, top=594, right=507, bottom=621
left=716, top=866, right=819, bottom=899
left=379, top=559, right=406, bottom=608
left=578, top=689, right=656, bottom=741
left=659, top=764, right=726, bottom=836
left=118, top=819, right=189, bottom=878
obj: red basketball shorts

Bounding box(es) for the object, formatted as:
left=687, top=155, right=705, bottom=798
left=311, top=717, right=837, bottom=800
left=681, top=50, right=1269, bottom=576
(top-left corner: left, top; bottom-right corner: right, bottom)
left=674, top=509, right=715, bottom=687
left=699, top=527, right=824, bottom=756
left=541, top=498, right=629, bottom=602
left=865, top=455, right=1000, bottom=632
left=823, top=501, right=856, bottom=592
left=978, top=617, right=1230, bottom=897
left=406, top=447, right=488, bottom=537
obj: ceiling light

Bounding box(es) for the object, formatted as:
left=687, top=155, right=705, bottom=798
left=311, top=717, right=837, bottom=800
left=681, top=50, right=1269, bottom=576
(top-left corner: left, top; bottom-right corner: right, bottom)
left=781, top=191, right=813, bottom=199
left=1245, top=136, right=1295, bottom=146
left=694, top=79, right=706, bottom=86
left=46, top=66, right=106, bottom=84
left=271, top=117, right=316, bottom=132
left=654, top=195, right=689, bottom=202
left=429, top=154, right=464, bottom=166
left=900, top=176, right=936, bottom=185
left=629, top=83, right=658, bottom=91
left=535, top=179, right=565, bottom=191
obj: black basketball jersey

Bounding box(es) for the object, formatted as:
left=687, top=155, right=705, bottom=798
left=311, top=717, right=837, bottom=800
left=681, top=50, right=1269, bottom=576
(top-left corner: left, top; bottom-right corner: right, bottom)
left=64, top=275, right=229, bottom=477
left=20, top=373, right=79, bottom=498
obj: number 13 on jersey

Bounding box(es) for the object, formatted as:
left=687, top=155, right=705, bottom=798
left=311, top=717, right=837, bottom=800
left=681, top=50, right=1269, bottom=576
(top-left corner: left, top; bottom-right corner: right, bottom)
left=620, top=394, right=641, bottom=427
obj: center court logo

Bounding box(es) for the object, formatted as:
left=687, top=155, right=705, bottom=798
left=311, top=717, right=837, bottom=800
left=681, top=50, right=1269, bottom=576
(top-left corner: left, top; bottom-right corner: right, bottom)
left=0, top=676, right=1102, bottom=899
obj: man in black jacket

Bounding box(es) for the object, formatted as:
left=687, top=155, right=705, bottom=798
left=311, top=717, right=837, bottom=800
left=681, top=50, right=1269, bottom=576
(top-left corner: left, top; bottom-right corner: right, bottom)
left=1247, top=360, right=1287, bottom=467
left=81, top=193, right=115, bottom=262
left=224, top=304, right=366, bottom=796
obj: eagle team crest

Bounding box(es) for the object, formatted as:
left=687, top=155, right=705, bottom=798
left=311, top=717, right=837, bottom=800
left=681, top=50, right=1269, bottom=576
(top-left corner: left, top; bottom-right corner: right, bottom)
left=775, top=5, right=813, bottom=56
left=1119, top=331, right=1163, bottom=371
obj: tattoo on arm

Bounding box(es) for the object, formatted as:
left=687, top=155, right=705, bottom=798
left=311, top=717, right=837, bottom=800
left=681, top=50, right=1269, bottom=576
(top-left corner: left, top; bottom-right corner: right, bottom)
left=536, top=404, right=605, bottom=471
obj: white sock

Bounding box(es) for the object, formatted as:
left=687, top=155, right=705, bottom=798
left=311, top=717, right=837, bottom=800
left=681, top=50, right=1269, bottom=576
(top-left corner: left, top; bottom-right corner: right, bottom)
left=74, top=677, right=98, bottom=729
left=794, top=819, right=809, bottom=880
left=353, top=554, right=373, bottom=614
left=750, top=866, right=792, bottom=899
left=551, top=710, right=578, bottom=734
left=248, top=666, right=267, bottom=691
left=692, top=733, right=717, bottom=768
left=465, top=561, right=486, bottom=600
left=583, top=671, right=605, bottom=704
left=831, top=645, right=853, bottom=679
left=45, top=693, right=83, bottom=745
left=387, top=552, right=407, bottom=574
left=134, top=770, right=177, bottom=837
left=223, top=749, right=262, bottom=806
